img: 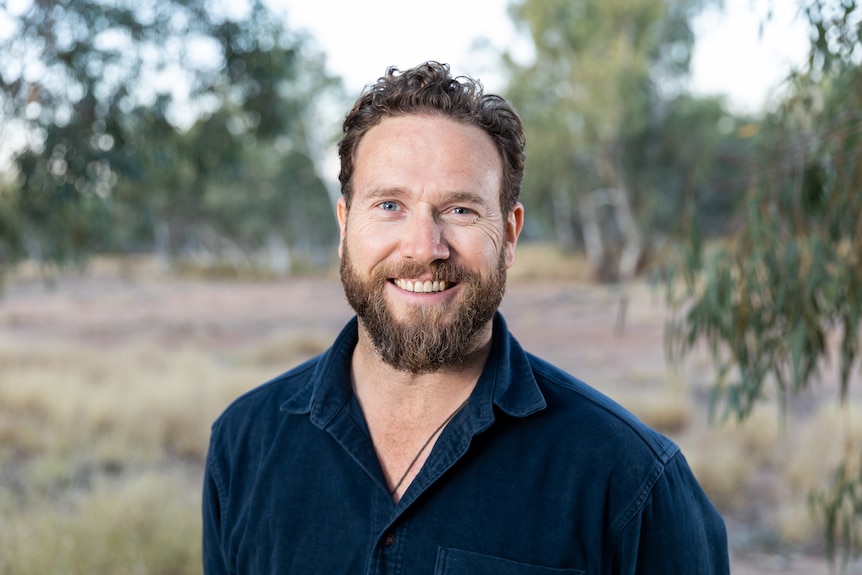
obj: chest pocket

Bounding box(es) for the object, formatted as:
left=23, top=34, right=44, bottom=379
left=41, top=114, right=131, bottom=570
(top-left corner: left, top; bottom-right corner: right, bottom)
left=435, top=547, right=586, bottom=575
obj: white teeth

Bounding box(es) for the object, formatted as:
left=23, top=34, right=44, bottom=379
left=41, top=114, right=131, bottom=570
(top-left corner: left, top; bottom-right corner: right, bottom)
left=395, top=279, right=449, bottom=293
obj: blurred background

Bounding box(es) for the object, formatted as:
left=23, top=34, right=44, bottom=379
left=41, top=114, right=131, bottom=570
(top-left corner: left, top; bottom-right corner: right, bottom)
left=0, top=0, right=861, bottom=573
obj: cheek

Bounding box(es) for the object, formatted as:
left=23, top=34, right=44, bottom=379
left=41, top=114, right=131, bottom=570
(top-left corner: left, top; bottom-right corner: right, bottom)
left=451, top=236, right=504, bottom=277
left=465, top=223, right=508, bottom=259
left=344, top=223, right=396, bottom=266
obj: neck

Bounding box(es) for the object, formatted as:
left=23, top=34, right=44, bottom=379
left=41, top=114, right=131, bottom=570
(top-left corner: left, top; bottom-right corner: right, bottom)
left=350, top=320, right=492, bottom=416
left=349, top=321, right=493, bottom=502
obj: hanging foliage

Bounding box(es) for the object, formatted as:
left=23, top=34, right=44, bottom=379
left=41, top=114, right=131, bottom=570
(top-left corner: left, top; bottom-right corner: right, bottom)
left=664, top=0, right=862, bottom=566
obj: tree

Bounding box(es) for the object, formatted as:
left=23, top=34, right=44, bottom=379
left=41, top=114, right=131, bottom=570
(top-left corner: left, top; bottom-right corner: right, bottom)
left=502, top=0, right=734, bottom=281
left=665, top=0, right=862, bottom=566
left=0, top=0, right=341, bottom=276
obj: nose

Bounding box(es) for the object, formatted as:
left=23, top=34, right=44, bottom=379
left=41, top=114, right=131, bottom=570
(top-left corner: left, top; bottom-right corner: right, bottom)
left=399, top=211, right=450, bottom=264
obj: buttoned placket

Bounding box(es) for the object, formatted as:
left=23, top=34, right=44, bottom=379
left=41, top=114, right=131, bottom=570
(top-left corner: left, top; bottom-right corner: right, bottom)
left=345, top=403, right=479, bottom=575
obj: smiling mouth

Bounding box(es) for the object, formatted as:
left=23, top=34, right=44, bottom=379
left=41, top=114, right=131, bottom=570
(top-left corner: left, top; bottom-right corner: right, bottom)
left=393, top=279, right=451, bottom=293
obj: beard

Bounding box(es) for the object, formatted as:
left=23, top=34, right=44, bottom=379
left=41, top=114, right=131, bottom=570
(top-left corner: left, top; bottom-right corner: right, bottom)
left=340, top=245, right=507, bottom=374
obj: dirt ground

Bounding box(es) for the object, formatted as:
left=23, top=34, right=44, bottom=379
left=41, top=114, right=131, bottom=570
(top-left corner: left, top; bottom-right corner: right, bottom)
left=1, top=264, right=859, bottom=574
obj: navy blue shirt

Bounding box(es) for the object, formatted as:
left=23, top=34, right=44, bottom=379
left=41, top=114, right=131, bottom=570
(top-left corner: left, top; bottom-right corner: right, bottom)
left=203, top=314, right=729, bottom=574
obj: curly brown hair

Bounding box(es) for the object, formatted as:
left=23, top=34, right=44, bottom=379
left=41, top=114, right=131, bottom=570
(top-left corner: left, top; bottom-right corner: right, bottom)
left=337, top=61, right=525, bottom=215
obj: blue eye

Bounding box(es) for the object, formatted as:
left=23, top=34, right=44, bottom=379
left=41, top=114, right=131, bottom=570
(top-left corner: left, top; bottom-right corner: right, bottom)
left=380, top=201, right=398, bottom=211
left=452, top=207, right=472, bottom=215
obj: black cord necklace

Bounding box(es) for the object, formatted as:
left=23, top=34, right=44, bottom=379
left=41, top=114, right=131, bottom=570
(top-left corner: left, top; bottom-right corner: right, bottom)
left=388, top=398, right=469, bottom=497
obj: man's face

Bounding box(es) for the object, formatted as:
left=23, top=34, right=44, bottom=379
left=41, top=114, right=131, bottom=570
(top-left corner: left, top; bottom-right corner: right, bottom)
left=337, top=114, right=523, bottom=374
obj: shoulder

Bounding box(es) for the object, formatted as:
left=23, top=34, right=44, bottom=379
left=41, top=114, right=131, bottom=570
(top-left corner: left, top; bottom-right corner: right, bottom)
left=524, top=351, right=679, bottom=464
left=210, top=354, right=320, bottom=439
left=521, top=352, right=727, bottom=553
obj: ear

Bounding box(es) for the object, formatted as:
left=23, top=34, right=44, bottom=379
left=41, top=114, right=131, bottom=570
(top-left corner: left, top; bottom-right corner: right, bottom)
left=336, top=197, right=348, bottom=259
left=503, top=201, right=524, bottom=269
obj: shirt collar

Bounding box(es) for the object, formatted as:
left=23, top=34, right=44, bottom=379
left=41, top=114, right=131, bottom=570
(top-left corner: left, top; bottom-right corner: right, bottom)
left=280, top=313, right=547, bottom=427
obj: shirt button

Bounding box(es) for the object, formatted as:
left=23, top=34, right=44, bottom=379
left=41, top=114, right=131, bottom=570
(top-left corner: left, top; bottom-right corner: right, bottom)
left=383, top=532, right=396, bottom=547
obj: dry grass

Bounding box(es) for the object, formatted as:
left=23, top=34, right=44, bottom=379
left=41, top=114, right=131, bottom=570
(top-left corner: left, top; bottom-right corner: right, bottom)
left=681, top=407, right=784, bottom=511
left=673, top=398, right=862, bottom=553
left=0, top=333, right=328, bottom=575
left=0, top=470, right=201, bottom=575
left=508, top=242, right=594, bottom=282
left=0, top=342, right=251, bottom=466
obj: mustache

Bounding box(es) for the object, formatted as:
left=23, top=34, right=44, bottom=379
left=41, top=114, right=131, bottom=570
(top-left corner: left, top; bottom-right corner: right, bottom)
left=375, top=260, right=477, bottom=284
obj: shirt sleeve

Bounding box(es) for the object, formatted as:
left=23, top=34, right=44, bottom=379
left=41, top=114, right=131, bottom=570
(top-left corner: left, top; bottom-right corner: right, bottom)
left=202, top=439, right=231, bottom=575
left=610, top=452, right=730, bottom=575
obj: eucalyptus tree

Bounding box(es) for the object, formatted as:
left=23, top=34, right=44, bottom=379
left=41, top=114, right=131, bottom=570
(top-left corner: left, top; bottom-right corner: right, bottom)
left=0, top=0, right=341, bottom=275
left=666, top=1, right=862, bottom=566
left=502, top=0, right=732, bottom=280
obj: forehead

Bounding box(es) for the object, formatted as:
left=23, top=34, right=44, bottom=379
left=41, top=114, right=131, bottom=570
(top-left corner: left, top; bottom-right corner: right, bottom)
left=352, top=114, right=502, bottom=199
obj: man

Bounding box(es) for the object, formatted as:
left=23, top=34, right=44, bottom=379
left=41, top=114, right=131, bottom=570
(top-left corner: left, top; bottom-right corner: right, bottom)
left=203, top=61, right=729, bottom=574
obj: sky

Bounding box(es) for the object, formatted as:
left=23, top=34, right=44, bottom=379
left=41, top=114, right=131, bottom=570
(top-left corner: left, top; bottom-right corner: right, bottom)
left=270, top=0, right=810, bottom=115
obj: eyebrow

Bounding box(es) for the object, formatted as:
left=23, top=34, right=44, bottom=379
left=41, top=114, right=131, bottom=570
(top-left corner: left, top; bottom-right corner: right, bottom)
left=363, top=187, right=493, bottom=209
left=447, top=191, right=493, bottom=209
left=363, top=187, right=408, bottom=202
